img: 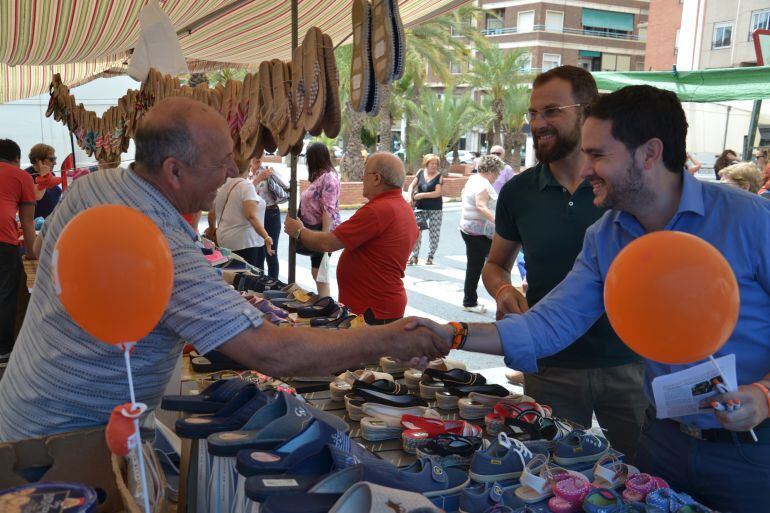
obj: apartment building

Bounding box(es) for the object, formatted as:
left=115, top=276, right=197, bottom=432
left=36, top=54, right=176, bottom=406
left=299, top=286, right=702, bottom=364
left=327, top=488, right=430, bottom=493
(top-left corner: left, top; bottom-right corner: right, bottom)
left=696, top=0, right=770, bottom=68
left=644, top=0, right=682, bottom=70
left=479, top=0, right=649, bottom=72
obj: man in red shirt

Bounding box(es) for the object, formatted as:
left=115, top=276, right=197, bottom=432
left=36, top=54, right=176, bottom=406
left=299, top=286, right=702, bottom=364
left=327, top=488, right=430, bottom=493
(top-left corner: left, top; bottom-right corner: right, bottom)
left=0, top=139, right=37, bottom=363
left=285, top=152, right=418, bottom=324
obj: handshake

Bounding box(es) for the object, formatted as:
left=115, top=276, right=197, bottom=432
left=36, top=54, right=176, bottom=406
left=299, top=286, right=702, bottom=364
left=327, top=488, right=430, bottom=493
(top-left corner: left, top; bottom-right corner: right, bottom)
left=381, top=317, right=461, bottom=370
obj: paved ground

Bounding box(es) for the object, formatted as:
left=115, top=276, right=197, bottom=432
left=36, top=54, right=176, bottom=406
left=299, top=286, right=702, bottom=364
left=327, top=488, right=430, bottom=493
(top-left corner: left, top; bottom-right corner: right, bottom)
left=271, top=203, right=521, bottom=371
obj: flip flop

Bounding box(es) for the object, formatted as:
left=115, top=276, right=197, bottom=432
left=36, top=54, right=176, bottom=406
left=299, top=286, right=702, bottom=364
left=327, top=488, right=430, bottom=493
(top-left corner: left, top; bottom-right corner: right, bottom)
left=457, top=389, right=522, bottom=420
left=321, top=33, right=341, bottom=139
left=161, top=378, right=250, bottom=414
left=287, top=46, right=306, bottom=149
left=387, top=0, right=405, bottom=80
left=302, top=27, right=327, bottom=136
left=173, top=385, right=270, bottom=439
left=360, top=404, right=439, bottom=441
left=400, top=415, right=481, bottom=454
left=404, top=359, right=467, bottom=390
left=371, top=0, right=394, bottom=85
left=350, top=0, right=374, bottom=113
left=329, top=369, right=393, bottom=401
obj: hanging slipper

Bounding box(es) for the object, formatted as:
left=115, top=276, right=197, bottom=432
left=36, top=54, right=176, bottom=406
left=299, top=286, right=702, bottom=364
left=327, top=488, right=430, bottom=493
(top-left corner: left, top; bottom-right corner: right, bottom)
left=388, top=0, right=405, bottom=80
left=371, top=0, right=394, bottom=85
left=272, top=60, right=293, bottom=156
left=350, top=0, right=375, bottom=113
left=240, top=72, right=263, bottom=160
left=287, top=46, right=307, bottom=149
left=302, top=27, right=326, bottom=136
left=321, top=33, right=342, bottom=139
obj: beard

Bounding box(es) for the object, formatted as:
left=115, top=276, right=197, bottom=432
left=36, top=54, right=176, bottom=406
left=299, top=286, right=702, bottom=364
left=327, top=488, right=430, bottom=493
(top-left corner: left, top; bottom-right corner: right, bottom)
left=595, top=160, right=650, bottom=210
left=533, top=121, right=581, bottom=164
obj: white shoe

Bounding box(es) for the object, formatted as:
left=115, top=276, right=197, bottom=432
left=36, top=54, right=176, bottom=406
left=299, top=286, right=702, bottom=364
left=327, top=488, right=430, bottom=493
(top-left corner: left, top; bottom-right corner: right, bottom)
left=463, top=304, right=487, bottom=314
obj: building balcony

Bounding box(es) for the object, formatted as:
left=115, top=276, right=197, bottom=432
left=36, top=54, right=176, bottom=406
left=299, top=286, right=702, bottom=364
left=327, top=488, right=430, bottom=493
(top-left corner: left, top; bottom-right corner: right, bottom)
left=480, top=24, right=645, bottom=42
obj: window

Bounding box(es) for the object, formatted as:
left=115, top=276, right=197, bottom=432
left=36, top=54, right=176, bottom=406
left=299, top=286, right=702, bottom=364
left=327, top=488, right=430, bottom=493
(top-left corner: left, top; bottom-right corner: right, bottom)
left=750, top=9, right=770, bottom=39
left=545, top=11, right=564, bottom=32
left=601, top=54, right=630, bottom=71
left=542, top=53, right=561, bottom=71
left=581, top=8, right=634, bottom=38
left=712, top=21, right=733, bottom=49
left=450, top=61, right=462, bottom=74
left=485, top=9, right=504, bottom=34
left=517, top=10, right=535, bottom=33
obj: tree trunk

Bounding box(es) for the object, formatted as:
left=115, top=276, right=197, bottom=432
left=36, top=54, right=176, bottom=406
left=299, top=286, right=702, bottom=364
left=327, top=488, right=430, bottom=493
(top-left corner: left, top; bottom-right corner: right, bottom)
left=492, top=99, right=505, bottom=146
left=378, top=86, right=393, bottom=152
left=511, top=130, right=526, bottom=172
left=452, top=142, right=460, bottom=165
left=340, top=102, right=366, bottom=181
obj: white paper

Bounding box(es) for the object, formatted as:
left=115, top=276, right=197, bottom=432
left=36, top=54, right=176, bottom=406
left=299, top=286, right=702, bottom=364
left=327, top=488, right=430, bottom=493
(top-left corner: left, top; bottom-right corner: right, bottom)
left=651, top=354, right=737, bottom=419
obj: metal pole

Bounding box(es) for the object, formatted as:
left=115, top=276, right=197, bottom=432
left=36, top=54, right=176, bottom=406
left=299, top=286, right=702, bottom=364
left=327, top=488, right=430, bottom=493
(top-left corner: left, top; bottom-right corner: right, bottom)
left=722, top=105, right=731, bottom=153
left=744, top=100, right=762, bottom=161
left=288, top=0, right=299, bottom=284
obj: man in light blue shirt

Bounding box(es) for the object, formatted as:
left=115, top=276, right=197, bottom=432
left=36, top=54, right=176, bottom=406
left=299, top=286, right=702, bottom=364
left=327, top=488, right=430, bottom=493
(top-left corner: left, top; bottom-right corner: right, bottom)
left=412, top=86, right=770, bottom=512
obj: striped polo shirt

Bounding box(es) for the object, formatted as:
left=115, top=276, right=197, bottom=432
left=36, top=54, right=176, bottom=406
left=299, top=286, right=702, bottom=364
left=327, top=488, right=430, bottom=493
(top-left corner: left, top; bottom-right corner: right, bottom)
left=0, top=168, right=263, bottom=442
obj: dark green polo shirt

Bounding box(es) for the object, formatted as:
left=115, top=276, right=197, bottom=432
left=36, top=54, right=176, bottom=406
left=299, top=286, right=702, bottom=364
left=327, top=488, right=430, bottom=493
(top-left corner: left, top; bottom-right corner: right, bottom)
left=496, top=163, right=639, bottom=369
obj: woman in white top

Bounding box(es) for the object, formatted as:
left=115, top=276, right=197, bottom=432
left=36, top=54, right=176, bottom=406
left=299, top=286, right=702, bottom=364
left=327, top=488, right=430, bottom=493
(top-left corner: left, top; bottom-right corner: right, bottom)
left=250, top=157, right=288, bottom=279
left=209, top=166, right=274, bottom=268
left=459, top=155, right=503, bottom=314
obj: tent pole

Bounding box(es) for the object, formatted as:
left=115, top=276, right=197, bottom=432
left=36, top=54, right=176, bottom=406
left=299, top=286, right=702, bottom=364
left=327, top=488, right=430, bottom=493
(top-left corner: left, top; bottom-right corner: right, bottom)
left=288, top=0, right=299, bottom=284
left=722, top=105, right=731, bottom=153
left=744, top=100, right=762, bottom=161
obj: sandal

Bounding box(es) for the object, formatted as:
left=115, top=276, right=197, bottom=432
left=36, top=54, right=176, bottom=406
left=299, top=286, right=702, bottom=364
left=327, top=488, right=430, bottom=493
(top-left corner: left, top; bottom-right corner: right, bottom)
left=547, top=475, right=593, bottom=513
left=400, top=415, right=481, bottom=454
left=416, top=433, right=483, bottom=467
left=622, top=473, right=669, bottom=503
left=592, top=454, right=640, bottom=489
left=485, top=401, right=552, bottom=437
left=514, top=454, right=581, bottom=504
left=359, top=404, right=439, bottom=442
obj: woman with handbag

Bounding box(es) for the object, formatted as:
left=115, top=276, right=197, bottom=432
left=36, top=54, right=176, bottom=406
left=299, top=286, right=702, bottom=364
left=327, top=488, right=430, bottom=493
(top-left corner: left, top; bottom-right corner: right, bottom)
left=406, top=154, right=443, bottom=266
left=250, top=157, right=289, bottom=278
left=459, top=155, right=502, bottom=314
left=207, top=165, right=274, bottom=268
left=299, top=143, right=341, bottom=297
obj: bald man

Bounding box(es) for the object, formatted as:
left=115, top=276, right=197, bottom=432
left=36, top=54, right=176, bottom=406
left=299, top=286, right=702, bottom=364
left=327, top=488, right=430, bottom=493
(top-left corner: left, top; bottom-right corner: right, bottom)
left=0, top=100, right=447, bottom=442
left=285, top=152, right=418, bottom=324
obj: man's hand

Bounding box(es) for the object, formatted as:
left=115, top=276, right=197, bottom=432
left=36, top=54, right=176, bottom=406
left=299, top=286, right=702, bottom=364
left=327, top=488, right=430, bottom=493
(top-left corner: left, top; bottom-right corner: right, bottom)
left=23, top=252, right=37, bottom=261
left=203, top=226, right=216, bottom=240
left=496, top=286, right=529, bottom=320
left=701, top=385, right=769, bottom=432
left=284, top=216, right=302, bottom=237
left=384, top=317, right=451, bottom=364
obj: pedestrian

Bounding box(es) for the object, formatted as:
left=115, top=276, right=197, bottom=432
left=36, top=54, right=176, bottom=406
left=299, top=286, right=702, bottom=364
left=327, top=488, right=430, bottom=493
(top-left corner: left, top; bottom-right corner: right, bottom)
left=285, top=153, right=418, bottom=324
left=718, top=161, right=763, bottom=193
left=0, top=139, right=37, bottom=364
left=713, top=149, right=740, bottom=181
left=459, top=154, right=502, bottom=314
left=24, top=143, right=62, bottom=219
left=299, top=143, right=341, bottom=297
left=206, top=162, right=273, bottom=267
left=250, top=157, right=287, bottom=278
left=489, top=145, right=515, bottom=192
left=407, top=153, right=443, bottom=266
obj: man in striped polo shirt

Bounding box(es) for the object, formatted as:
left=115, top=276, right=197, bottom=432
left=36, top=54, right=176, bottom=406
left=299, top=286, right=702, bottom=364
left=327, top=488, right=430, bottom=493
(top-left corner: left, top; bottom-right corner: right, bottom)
left=0, top=98, right=448, bottom=442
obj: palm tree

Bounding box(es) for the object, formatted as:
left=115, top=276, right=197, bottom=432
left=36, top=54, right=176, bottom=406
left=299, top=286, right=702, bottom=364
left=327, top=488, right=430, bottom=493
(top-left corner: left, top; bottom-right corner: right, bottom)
left=187, top=72, right=209, bottom=88
left=407, top=87, right=492, bottom=171
left=467, top=45, right=530, bottom=150
left=483, top=85, right=530, bottom=171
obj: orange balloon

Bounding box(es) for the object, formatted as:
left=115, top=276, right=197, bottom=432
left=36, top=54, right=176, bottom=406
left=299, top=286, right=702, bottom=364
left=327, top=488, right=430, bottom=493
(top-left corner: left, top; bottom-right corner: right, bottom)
left=53, top=205, right=174, bottom=344
left=604, top=231, right=739, bottom=364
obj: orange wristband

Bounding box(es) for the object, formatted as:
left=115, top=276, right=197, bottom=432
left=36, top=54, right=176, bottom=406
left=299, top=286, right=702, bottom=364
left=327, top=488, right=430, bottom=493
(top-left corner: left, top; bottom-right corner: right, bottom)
left=751, top=382, right=770, bottom=417
left=448, top=321, right=468, bottom=350
left=494, top=283, right=515, bottom=301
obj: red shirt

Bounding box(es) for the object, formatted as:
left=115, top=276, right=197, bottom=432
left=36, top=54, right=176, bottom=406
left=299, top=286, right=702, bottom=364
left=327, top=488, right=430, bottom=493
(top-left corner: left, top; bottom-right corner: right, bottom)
left=0, top=162, right=35, bottom=246
left=333, top=189, right=418, bottom=319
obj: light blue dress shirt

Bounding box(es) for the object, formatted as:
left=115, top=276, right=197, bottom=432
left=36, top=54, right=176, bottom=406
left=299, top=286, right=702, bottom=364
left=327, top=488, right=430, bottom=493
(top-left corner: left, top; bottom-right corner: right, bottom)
left=496, top=172, right=770, bottom=428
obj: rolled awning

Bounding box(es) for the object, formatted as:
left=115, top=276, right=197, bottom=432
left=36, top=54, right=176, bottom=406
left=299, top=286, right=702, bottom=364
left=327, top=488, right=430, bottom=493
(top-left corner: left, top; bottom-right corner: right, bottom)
left=579, top=50, right=601, bottom=58
left=581, top=8, right=634, bottom=32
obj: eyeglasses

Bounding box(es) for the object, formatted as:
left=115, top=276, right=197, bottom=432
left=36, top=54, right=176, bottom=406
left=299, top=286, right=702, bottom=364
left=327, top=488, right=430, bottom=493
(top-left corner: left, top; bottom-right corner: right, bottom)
left=46, top=156, right=57, bottom=164
left=491, top=152, right=503, bottom=156
left=525, top=103, right=583, bottom=123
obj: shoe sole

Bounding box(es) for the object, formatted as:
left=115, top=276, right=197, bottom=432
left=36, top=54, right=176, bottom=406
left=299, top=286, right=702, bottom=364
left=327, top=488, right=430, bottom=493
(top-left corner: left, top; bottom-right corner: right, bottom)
left=423, top=476, right=471, bottom=498
left=468, top=469, right=523, bottom=483
left=419, top=382, right=445, bottom=399
left=553, top=446, right=610, bottom=466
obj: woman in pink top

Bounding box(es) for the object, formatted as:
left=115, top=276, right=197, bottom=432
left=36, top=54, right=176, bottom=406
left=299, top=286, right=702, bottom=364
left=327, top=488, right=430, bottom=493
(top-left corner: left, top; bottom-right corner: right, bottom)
left=300, top=143, right=341, bottom=297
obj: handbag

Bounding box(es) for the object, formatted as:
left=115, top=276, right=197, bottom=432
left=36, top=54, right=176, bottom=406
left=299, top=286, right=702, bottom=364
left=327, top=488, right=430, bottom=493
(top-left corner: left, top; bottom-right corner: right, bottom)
left=415, top=210, right=429, bottom=231
left=295, top=202, right=323, bottom=256
left=209, top=179, right=243, bottom=246
left=267, top=175, right=289, bottom=204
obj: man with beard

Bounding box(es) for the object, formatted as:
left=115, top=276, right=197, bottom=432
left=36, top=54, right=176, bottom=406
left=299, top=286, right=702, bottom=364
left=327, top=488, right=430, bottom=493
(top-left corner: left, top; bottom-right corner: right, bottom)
left=481, top=66, right=647, bottom=460
left=410, top=85, right=770, bottom=513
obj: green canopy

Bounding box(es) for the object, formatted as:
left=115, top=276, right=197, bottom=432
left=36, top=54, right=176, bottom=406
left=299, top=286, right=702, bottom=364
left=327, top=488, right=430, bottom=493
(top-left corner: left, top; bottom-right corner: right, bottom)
left=592, top=66, right=770, bottom=102
left=582, top=8, right=634, bottom=32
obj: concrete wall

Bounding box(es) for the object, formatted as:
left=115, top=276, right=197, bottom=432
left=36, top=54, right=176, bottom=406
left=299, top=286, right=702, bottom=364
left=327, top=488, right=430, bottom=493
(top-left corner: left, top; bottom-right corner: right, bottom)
left=699, top=0, right=768, bottom=69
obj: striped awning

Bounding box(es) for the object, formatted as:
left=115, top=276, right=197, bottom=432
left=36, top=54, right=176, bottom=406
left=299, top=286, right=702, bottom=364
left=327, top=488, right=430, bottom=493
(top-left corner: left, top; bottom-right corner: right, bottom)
left=0, top=0, right=469, bottom=103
